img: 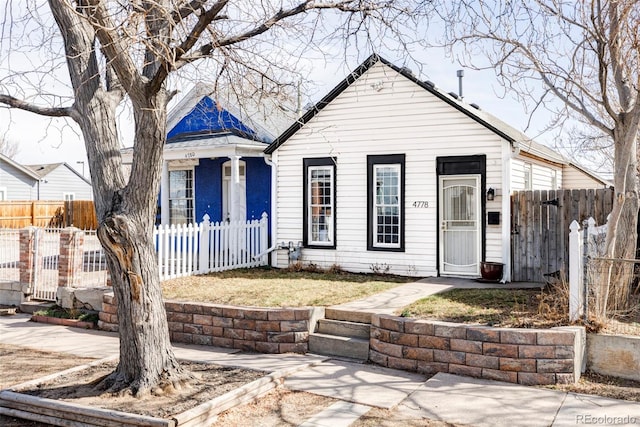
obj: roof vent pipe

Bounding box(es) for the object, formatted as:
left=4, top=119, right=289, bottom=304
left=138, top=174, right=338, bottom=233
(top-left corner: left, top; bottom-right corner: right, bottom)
left=457, top=69, right=464, bottom=99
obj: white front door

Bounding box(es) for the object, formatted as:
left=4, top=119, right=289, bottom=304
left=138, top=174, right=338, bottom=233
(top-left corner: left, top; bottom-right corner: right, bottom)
left=439, top=175, right=481, bottom=276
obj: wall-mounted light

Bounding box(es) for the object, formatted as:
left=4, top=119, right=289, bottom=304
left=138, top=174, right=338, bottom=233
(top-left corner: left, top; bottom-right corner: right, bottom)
left=487, top=187, right=495, bottom=201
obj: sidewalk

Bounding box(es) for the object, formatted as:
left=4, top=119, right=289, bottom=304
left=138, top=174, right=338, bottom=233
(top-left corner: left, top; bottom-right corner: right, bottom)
left=2, top=313, right=640, bottom=426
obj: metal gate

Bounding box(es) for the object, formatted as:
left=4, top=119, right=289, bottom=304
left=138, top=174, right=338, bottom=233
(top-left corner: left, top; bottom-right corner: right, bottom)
left=31, top=228, right=61, bottom=301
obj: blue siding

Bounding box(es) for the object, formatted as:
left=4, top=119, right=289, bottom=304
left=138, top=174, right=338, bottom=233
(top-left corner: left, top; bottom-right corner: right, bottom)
left=194, top=158, right=224, bottom=222
left=189, top=157, right=271, bottom=235
left=245, top=157, right=271, bottom=221
left=168, top=97, right=258, bottom=140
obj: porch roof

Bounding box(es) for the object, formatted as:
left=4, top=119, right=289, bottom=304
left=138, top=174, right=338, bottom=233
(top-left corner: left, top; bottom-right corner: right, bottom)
left=121, top=134, right=268, bottom=163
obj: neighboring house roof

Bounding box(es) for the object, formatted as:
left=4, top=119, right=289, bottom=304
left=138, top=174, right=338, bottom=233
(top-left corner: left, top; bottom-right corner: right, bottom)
left=0, top=152, right=41, bottom=181
left=25, top=162, right=91, bottom=185
left=26, top=163, right=62, bottom=179
left=264, top=54, right=607, bottom=184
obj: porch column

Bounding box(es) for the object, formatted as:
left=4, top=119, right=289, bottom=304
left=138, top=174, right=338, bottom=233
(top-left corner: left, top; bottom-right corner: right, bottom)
left=160, top=161, right=170, bottom=225
left=229, top=155, right=242, bottom=222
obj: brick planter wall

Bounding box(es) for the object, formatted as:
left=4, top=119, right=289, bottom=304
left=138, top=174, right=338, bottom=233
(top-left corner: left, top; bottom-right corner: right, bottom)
left=99, top=293, right=316, bottom=354
left=370, top=314, right=584, bottom=385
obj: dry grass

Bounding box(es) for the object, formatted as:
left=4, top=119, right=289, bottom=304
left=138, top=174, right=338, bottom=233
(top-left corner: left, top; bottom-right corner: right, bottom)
left=546, top=371, right=640, bottom=402
left=398, top=288, right=562, bottom=328
left=161, top=267, right=411, bottom=307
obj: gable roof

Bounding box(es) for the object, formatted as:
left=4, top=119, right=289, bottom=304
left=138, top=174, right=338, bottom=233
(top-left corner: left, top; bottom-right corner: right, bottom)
left=26, top=163, right=63, bottom=179
left=265, top=54, right=559, bottom=165
left=0, top=153, right=41, bottom=181
left=167, top=83, right=295, bottom=144
left=26, top=162, right=91, bottom=185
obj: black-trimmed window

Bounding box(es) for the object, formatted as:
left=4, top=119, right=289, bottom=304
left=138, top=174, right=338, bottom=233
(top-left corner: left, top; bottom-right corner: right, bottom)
left=367, top=154, right=405, bottom=251
left=303, top=158, right=336, bottom=248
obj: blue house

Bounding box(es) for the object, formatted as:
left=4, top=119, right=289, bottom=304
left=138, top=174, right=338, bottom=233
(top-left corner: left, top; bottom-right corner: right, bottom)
left=122, top=84, right=290, bottom=232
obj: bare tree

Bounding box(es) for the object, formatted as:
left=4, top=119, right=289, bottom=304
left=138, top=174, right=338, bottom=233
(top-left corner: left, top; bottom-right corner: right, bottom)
left=436, top=1, right=640, bottom=312
left=0, top=1, right=424, bottom=395
left=0, top=136, right=19, bottom=158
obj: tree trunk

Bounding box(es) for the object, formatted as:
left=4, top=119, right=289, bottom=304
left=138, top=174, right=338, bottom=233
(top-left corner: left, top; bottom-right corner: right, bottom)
left=98, top=213, right=190, bottom=396
left=93, top=92, right=192, bottom=397
left=49, top=1, right=189, bottom=396
left=601, top=120, right=639, bottom=315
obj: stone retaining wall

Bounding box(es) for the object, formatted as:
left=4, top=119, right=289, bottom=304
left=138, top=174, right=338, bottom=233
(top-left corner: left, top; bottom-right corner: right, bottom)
left=100, top=295, right=586, bottom=385
left=99, top=293, right=320, bottom=354
left=0, top=281, right=24, bottom=306
left=369, top=314, right=585, bottom=385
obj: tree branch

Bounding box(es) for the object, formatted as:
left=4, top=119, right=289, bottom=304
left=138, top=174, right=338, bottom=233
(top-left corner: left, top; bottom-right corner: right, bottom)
left=148, top=0, right=229, bottom=93
left=0, top=94, right=73, bottom=117
left=171, top=0, right=209, bottom=22
left=80, top=0, right=144, bottom=98
left=175, top=1, right=383, bottom=66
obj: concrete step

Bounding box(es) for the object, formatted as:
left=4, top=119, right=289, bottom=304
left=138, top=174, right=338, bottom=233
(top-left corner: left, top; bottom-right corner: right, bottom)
left=19, top=301, right=55, bottom=314
left=325, top=308, right=372, bottom=324
left=309, top=333, right=369, bottom=361
left=317, top=318, right=370, bottom=339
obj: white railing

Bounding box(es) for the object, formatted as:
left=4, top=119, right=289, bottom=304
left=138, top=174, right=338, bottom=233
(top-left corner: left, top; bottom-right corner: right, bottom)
left=0, top=229, right=20, bottom=282
left=155, top=213, right=268, bottom=281
left=32, top=228, right=61, bottom=301
left=78, top=230, right=109, bottom=288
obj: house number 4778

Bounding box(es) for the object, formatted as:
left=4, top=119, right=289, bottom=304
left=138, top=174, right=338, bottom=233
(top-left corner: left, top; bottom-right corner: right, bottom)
left=412, top=201, right=429, bottom=208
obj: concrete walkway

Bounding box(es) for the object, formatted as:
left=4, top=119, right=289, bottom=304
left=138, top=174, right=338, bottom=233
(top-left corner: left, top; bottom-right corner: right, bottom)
left=331, top=276, right=544, bottom=314
left=1, top=277, right=639, bottom=426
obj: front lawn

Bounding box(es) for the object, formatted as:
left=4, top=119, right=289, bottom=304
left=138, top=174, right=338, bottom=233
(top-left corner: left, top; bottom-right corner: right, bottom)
left=399, top=287, right=640, bottom=334
left=398, top=288, right=564, bottom=329
left=161, top=267, right=412, bottom=307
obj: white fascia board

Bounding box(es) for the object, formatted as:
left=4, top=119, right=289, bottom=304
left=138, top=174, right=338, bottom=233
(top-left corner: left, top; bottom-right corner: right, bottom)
left=162, top=143, right=266, bottom=161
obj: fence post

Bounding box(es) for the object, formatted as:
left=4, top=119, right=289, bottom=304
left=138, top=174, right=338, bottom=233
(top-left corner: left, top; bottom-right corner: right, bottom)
left=58, top=227, right=84, bottom=288
left=19, top=227, right=36, bottom=302
left=568, top=220, right=584, bottom=321
left=260, top=212, right=268, bottom=264
left=198, top=214, right=211, bottom=274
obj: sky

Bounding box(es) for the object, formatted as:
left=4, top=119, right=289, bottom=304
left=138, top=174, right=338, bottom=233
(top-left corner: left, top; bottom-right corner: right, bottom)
left=0, top=2, right=596, bottom=179
left=1, top=49, right=557, bottom=173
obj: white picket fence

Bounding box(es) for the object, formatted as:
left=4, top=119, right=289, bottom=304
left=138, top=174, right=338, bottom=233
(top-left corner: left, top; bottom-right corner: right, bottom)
left=155, top=213, right=269, bottom=281
left=568, top=217, right=608, bottom=321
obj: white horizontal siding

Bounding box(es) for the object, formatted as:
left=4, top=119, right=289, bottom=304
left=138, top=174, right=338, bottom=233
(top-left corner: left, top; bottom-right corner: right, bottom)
left=562, top=165, right=606, bottom=189
left=274, top=62, right=511, bottom=276
left=511, top=155, right=562, bottom=191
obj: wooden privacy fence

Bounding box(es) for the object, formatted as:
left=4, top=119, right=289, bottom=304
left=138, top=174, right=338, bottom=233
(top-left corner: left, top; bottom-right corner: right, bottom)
left=511, top=188, right=613, bottom=282
left=0, top=200, right=97, bottom=230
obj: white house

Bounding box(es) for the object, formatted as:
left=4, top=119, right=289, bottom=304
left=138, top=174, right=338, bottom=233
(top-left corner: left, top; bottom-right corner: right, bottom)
left=265, top=55, right=607, bottom=281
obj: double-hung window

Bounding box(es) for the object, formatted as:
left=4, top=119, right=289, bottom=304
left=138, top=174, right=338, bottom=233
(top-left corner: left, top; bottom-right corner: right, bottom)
left=368, top=154, right=405, bottom=251
left=169, top=169, right=194, bottom=225
left=303, top=158, right=336, bottom=248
